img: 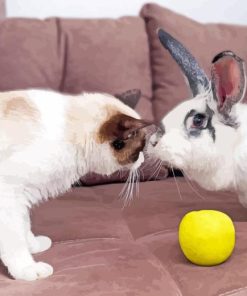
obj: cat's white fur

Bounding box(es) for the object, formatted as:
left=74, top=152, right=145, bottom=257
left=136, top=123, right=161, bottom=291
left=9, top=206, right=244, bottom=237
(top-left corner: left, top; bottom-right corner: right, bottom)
left=0, top=89, right=144, bottom=281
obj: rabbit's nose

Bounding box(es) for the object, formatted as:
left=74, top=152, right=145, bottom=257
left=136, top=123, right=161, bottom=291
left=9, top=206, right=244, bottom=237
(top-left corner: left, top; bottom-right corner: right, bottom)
left=159, top=122, right=165, bottom=134
left=150, top=123, right=165, bottom=147
left=150, top=135, right=159, bottom=147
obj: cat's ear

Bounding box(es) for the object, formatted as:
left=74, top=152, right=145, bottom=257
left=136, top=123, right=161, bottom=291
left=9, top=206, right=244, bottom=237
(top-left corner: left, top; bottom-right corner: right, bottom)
left=117, top=114, right=152, bottom=139
left=115, top=89, right=141, bottom=109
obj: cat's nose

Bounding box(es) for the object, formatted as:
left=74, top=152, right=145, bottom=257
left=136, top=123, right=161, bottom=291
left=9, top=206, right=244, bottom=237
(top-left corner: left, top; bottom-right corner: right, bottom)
left=150, top=123, right=165, bottom=147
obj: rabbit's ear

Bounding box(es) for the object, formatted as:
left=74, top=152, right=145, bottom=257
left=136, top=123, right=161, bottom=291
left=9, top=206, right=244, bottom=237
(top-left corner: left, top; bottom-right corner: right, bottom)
left=157, top=28, right=210, bottom=97
left=211, top=51, right=246, bottom=116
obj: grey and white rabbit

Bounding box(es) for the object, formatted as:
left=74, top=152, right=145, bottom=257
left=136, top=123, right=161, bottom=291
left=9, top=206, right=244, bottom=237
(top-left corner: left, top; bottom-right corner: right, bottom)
left=148, top=29, right=247, bottom=206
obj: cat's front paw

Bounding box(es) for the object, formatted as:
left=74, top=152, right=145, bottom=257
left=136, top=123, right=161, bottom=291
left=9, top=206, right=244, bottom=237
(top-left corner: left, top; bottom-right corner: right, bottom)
left=28, top=235, right=52, bottom=254
left=10, top=262, right=53, bottom=281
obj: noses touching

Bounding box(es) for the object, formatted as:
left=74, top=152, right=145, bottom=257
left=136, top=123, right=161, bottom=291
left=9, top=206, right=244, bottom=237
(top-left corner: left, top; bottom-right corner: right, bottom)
left=150, top=122, right=165, bottom=147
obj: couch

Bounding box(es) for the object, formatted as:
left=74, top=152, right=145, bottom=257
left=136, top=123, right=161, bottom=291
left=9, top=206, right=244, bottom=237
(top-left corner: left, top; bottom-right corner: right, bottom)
left=1, top=3, right=247, bottom=296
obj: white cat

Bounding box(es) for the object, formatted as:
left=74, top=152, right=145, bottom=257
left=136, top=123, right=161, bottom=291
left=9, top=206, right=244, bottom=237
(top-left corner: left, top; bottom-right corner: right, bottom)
left=0, top=88, right=149, bottom=281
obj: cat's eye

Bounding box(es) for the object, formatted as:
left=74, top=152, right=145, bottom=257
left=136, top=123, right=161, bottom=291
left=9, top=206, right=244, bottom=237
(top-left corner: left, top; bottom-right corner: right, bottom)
left=112, top=139, right=125, bottom=150
left=192, top=113, right=207, bottom=128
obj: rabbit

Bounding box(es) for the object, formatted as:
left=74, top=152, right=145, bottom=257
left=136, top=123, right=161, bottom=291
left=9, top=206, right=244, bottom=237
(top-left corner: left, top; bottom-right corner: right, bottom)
left=147, top=28, right=247, bottom=207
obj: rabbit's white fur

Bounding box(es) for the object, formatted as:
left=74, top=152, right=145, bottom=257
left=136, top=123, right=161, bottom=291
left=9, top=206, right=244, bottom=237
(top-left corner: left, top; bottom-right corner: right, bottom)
left=149, top=83, right=247, bottom=206
left=148, top=29, right=247, bottom=207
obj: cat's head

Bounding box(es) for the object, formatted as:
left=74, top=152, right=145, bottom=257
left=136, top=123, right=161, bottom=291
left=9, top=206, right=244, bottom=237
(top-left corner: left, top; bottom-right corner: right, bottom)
left=78, top=89, right=152, bottom=176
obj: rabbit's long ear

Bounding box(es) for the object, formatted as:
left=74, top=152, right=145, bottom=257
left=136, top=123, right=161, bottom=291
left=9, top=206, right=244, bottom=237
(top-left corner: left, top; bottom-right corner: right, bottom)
left=211, top=51, right=246, bottom=116
left=157, top=28, right=210, bottom=97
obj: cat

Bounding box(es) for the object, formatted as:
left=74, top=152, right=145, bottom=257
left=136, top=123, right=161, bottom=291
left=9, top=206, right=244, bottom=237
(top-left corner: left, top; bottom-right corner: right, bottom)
left=0, top=88, right=150, bottom=281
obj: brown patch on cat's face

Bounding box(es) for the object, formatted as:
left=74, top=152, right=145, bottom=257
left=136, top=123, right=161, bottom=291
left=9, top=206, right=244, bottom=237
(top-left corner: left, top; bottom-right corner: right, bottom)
left=98, top=113, right=151, bottom=165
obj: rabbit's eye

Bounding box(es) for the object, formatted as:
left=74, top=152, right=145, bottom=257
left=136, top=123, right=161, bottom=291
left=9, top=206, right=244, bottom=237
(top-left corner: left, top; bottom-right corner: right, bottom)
left=192, top=113, right=207, bottom=128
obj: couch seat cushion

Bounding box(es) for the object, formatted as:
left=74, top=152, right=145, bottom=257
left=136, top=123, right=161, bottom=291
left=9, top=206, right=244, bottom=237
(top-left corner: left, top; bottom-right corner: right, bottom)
left=0, top=179, right=242, bottom=295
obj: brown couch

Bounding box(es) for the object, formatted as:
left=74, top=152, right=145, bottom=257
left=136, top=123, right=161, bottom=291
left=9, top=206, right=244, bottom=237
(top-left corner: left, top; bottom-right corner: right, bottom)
left=1, top=3, right=247, bottom=296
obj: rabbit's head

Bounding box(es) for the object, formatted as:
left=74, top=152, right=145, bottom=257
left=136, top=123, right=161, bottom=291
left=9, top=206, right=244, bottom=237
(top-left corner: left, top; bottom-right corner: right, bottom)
left=148, top=29, right=246, bottom=191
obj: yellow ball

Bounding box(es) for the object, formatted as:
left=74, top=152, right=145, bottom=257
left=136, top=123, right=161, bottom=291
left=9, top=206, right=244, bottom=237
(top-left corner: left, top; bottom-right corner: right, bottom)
left=178, top=210, right=235, bottom=266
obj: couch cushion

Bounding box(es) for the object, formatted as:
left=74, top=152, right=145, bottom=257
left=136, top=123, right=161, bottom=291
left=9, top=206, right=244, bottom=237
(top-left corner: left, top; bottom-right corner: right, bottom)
left=1, top=179, right=246, bottom=295
left=59, top=17, right=153, bottom=121
left=140, top=3, right=247, bottom=121
left=0, top=239, right=180, bottom=296
left=141, top=223, right=247, bottom=296
left=0, top=0, right=5, bottom=18
left=0, top=17, right=153, bottom=120
left=32, top=179, right=247, bottom=243
left=0, top=18, right=62, bottom=90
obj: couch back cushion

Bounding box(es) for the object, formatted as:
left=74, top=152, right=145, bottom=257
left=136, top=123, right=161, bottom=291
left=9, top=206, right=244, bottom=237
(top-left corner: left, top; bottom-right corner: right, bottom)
left=0, top=0, right=5, bottom=18
left=141, top=3, right=247, bottom=121
left=0, top=16, right=153, bottom=120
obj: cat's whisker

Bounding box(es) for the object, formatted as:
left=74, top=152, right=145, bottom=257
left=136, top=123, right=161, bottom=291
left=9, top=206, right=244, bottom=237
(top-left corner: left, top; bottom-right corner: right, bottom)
left=129, top=171, right=135, bottom=202
left=132, top=170, right=137, bottom=194
left=128, top=171, right=136, bottom=203
left=120, top=179, right=130, bottom=197
left=121, top=170, right=133, bottom=206
left=120, top=174, right=130, bottom=198
left=120, top=167, right=141, bottom=208
left=133, top=169, right=138, bottom=198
